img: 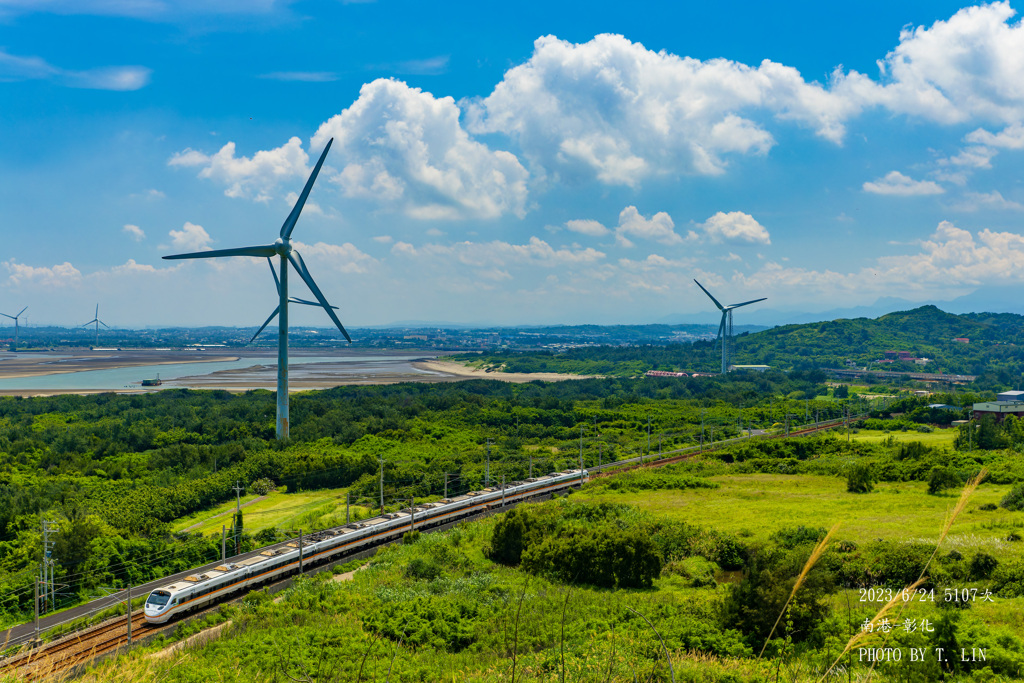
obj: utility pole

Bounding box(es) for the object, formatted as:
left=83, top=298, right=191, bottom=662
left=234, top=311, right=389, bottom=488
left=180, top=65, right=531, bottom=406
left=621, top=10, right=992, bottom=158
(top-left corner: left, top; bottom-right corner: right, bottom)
left=232, top=480, right=244, bottom=556
left=346, top=491, right=350, bottom=524
left=579, top=425, right=584, bottom=469
left=486, top=439, right=491, bottom=487
left=42, top=519, right=57, bottom=614
left=33, top=575, right=39, bottom=641
left=379, top=453, right=384, bottom=513
left=443, top=473, right=448, bottom=499
left=221, top=525, right=226, bottom=561
left=647, top=416, right=651, bottom=456
left=126, top=583, right=132, bottom=645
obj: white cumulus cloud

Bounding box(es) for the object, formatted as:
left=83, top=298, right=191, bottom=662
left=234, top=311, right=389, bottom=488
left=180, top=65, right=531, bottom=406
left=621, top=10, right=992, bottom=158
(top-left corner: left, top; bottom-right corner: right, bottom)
left=122, top=224, right=146, bottom=241
left=311, top=78, right=529, bottom=220
left=169, top=137, right=309, bottom=201
left=863, top=171, right=945, bottom=196
left=3, top=260, right=82, bottom=288
left=466, top=33, right=857, bottom=186
left=700, top=211, right=771, bottom=245
left=565, top=219, right=609, bottom=237
left=614, top=206, right=687, bottom=247
left=168, top=222, right=212, bottom=251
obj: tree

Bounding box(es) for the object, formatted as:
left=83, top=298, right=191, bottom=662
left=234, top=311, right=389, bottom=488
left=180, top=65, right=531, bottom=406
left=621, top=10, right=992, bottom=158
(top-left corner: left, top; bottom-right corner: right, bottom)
left=846, top=463, right=874, bottom=493
left=927, top=466, right=961, bottom=495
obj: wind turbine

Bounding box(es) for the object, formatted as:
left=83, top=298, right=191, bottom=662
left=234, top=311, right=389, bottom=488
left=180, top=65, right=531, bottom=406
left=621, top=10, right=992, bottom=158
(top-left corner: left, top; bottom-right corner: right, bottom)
left=693, top=280, right=766, bottom=374
left=163, top=138, right=350, bottom=440
left=247, top=258, right=340, bottom=344
left=82, top=304, right=109, bottom=347
left=1, top=306, right=27, bottom=351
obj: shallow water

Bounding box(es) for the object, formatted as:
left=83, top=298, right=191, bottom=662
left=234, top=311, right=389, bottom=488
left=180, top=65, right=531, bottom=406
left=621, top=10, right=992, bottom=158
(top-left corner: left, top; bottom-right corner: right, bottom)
left=0, top=353, right=433, bottom=391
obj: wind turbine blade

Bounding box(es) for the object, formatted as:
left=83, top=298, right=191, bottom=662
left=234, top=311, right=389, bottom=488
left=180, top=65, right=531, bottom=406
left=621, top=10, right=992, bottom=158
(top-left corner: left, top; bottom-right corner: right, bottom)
left=81, top=319, right=97, bottom=327
left=249, top=307, right=280, bottom=344
left=16, top=306, right=27, bottom=318
left=716, top=315, right=726, bottom=340
left=0, top=314, right=13, bottom=321
left=288, top=250, right=351, bottom=342
left=99, top=321, right=110, bottom=329
left=163, top=245, right=277, bottom=260
left=290, top=297, right=338, bottom=309
left=693, top=279, right=725, bottom=311
left=267, top=258, right=281, bottom=297
left=728, top=297, right=767, bottom=309
left=280, top=138, right=333, bottom=240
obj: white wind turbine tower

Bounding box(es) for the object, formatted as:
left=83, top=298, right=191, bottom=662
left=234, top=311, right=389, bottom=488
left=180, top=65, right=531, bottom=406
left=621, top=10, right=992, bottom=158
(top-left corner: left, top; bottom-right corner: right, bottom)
left=1, top=306, right=27, bottom=351
left=163, top=138, right=350, bottom=440
left=694, top=280, right=766, bottom=374
left=82, top=304, right=109, bottom=347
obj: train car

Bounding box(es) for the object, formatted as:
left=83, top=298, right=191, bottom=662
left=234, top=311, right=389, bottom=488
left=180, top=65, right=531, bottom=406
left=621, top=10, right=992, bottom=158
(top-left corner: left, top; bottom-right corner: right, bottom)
left=144, top=469, right=588, bottom=624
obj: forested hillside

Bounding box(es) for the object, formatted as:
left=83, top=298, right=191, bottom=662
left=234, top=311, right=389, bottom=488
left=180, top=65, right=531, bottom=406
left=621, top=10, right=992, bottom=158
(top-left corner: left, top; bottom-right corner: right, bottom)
left=457, top=305, right=1024, bottom=385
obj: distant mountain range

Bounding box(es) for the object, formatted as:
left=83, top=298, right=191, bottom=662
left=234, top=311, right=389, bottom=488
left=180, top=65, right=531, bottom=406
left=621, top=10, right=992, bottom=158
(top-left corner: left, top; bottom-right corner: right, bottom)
left=655, top=290, right=1024, bottom=328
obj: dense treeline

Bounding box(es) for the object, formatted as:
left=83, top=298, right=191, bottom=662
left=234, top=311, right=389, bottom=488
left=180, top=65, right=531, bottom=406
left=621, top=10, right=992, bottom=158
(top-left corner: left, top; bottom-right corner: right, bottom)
left=1, top=371, right=847, bottom=625
left=456, top=305, right=1024, bottom=386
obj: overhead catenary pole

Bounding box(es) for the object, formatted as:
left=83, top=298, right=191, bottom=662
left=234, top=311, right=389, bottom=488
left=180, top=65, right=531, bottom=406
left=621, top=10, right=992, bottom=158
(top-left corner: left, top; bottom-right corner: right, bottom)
left=221, top=525, right=226, bottom=561
left=346, top=491, right=350, bottom=524
left=486, top=439, right=491, bottom=487
left=379, top=453, right=384, bottom=513
left=298, top=528, right=303, bottom=574
left=126, top=583, right=132, bottom=645
left=33, top=574, right=39, bottom=641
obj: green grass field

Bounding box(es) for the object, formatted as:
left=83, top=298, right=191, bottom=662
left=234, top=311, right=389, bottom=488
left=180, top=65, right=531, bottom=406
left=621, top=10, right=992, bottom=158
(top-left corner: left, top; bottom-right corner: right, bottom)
left=171, top=489, right=371, bottom=537
left=577, top=473, right=1023, bottom=559
left=850, top=427, right=958, bottom=448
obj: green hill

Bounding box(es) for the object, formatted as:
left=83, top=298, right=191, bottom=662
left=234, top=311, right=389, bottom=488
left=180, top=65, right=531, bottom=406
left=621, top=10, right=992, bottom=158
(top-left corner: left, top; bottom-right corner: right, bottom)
left=458, top=306, right=1024, bottom=386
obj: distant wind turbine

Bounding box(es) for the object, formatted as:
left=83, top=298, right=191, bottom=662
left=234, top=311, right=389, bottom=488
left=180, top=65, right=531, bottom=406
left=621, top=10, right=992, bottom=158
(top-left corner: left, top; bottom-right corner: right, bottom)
left=82, top=304, right=109, bottom=347
left=1, top=306, right=27, bottom=351
left=694, top=280, right=766, bottom=374
left=163, top=138, right=350, bottom=440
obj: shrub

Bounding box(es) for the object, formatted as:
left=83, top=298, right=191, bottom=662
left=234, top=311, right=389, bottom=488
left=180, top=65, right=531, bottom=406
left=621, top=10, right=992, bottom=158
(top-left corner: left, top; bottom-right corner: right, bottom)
left=928, top=466, right=961, bottom=495
left=1001, top=484, right=1024, bottom=511
left=846, top=463, right=874, bottom=493
left=979, top=503, right=998, bottom=511
left=405, top=557, right=442, bottom=581
left=250, top=477, right=276, bottom=495
left=991, top=559, right=1024, bottom=597
left=968, top=552, right=998, bottom=580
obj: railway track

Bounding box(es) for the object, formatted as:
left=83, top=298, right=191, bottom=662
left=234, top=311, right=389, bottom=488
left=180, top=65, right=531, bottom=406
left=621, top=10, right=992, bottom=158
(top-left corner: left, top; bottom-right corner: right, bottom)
left=593, top=415, right=862, bottom=472
left=0, top=612, right=162, bottom=681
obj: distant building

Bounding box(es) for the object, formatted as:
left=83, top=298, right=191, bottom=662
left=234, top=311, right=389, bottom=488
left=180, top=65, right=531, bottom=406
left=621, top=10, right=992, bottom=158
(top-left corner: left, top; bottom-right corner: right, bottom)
left=729, top=364, right=771, bottom=372
left=973, top=401, right=1024, bottom=422
left=884, top=350, right=898, bottom=359
left=898, top=351, right=914, bottom=360
left=914, top=358, right=931, bottom=365
left=997, top=391, right=1024, bottom=402
left=646, top=370, right=689, bottom=378
left=953, top=338, right=969, bottom=343
left=926, top=403, right=959, bottom=411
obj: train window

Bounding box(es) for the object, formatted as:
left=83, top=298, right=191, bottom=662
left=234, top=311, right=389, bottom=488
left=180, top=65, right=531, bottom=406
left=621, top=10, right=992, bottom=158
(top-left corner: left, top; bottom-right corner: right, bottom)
left=147, top=590, right=170, bottom=606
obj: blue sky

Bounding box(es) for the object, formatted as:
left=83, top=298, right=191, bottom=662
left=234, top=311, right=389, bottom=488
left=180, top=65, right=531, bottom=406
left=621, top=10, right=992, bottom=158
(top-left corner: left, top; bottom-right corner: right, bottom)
left=3, top=0, right=1024, bottom=328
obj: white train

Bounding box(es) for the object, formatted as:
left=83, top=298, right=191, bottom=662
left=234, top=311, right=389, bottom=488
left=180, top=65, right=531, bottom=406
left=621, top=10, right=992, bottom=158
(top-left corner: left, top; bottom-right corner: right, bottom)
left=144, top=469, right=588, bottom=624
